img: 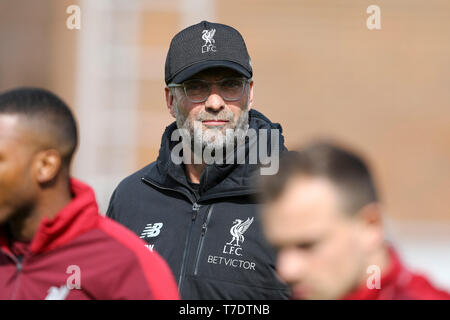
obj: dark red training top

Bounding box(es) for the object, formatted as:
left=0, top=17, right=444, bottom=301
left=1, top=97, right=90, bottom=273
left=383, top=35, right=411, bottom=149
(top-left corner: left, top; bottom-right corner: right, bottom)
left=0, top=178, right=180, bottom=300
left=343, top=248, right=450, bottom=300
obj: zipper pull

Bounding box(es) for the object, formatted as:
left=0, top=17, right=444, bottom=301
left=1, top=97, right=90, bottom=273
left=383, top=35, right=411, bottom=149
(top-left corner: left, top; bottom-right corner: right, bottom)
left=192, top=203, right=201, bottom=220
left=201, top=223, right=207, bottom=235
left=201, top=205, right=213, bottom=236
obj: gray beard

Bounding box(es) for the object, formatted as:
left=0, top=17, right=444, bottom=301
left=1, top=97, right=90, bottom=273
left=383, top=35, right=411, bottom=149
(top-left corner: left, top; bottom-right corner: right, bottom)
left=173, top=98, right=250, bottom=156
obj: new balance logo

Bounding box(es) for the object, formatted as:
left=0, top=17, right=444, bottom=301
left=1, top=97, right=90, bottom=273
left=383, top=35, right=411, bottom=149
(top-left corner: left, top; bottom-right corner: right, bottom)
left=140, top=223, right=163, bottom=239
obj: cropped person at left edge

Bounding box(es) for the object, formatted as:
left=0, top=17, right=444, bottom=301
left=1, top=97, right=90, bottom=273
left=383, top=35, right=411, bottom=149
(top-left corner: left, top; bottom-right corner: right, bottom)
left=0, top=87, right=179, bottom=300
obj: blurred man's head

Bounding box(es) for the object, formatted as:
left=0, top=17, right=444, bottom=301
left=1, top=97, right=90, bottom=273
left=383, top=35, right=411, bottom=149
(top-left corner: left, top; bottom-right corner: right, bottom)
left=164, top=21, right=254, bottom=153
left=0, top=88, right=78, bottom=225
left=261, top=142, right=385, bottom=299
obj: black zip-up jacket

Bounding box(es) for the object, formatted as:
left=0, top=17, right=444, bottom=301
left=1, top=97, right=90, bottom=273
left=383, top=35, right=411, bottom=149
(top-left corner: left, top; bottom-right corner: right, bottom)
left=107, top=109, right=290, bottom=299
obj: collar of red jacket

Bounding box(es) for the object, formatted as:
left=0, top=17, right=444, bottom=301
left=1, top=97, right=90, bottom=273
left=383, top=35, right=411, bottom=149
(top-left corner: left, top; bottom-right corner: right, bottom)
left=0, top=178, right=99, bottom=255
left=341, top=246, right=408, bottom=300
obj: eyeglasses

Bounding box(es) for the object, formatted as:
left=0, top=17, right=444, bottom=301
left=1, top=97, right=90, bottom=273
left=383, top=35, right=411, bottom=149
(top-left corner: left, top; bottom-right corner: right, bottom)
left=168, top=77, right=251, bottom=103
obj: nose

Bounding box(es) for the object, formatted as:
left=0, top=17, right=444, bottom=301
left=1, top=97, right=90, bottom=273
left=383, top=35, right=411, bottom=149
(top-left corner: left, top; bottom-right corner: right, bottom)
left=204, top=85, right=225, bottom=113
left=277, top=248, right=307, bottom=284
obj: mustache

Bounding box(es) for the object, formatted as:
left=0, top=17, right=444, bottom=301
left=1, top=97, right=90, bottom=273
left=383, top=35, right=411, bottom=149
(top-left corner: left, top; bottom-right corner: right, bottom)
left=195, top=111, right=234, bottom=122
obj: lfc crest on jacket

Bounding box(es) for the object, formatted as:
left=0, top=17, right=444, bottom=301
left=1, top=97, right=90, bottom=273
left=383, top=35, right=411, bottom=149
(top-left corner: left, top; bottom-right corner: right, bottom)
left=207, top=217, right=257, bottom=271
left=223, top=217, right=254, bottom=256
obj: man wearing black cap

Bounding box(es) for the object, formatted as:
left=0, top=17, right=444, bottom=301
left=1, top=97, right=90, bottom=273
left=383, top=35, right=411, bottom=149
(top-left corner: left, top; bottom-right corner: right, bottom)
left=107, top=21, right=290, bottom=300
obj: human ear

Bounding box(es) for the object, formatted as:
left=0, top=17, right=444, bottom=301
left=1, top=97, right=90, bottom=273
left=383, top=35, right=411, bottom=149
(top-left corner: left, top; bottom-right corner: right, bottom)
left=33, top=149, right=62, bottom=184
left=355, top=203, right=384, bottom=252
left=165, top=87, right=177, bottom=119
left=247, top=80, right=254, bottom=111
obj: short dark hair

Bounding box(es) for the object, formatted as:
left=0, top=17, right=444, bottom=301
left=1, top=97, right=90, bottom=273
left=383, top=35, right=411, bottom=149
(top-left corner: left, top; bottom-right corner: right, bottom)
left=0, top=87, right=78, bottom=165
left=260, top=141, right=379, bottom=214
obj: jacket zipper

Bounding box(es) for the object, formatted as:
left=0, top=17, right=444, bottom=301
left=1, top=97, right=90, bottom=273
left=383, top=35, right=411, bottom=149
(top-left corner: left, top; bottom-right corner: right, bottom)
left=193, top=205, right=214, bottom=276
left=10, top=260, right=23, bottom=300
left=1, top=248, right=24, bottom=300
left=177, top=202, right=200, bottom=294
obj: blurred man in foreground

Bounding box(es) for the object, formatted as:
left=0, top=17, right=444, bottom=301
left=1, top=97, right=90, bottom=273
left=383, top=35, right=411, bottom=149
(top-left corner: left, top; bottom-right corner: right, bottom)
left=0, top=88, right=179, bottom=300
left=261, top=142, right=450, bottom=300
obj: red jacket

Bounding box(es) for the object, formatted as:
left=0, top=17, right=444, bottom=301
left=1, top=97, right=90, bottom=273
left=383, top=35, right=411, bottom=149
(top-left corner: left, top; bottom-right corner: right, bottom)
left=0, top=179, right=180, bottom=300
left=343, top=248, right=450, bottom=300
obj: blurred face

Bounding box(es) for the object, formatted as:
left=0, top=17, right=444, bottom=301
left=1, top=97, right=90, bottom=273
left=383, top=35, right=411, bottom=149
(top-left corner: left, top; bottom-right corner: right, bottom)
left=166, top=67, right=253, bottom=151
left=0, top=114, right=38, bottom=225
left=263, top=176, right=370, bottom=300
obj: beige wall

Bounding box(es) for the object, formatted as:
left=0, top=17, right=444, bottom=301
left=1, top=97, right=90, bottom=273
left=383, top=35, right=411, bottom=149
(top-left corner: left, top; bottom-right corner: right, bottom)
left=0, top=0, right=78, bottom=108
left=0, top=0, right=449, bottom=222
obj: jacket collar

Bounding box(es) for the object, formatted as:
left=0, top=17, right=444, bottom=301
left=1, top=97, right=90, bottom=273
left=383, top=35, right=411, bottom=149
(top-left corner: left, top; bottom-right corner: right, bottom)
left=143, top=109, right=287, bottom=200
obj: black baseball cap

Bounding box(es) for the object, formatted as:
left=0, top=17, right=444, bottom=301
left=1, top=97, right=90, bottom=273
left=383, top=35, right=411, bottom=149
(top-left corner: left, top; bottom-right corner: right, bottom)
left=165, top=21, right=252, bottom=85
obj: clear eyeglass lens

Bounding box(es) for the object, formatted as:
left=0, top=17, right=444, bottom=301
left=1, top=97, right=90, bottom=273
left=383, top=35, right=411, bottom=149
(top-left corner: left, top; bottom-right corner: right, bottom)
left=183, top=78, right=245, bottom=102
left=184, top=80, right=209, bottom=102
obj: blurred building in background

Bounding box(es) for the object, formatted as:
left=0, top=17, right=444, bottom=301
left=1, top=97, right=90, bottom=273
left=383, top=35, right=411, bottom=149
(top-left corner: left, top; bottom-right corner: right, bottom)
left=0, top=0, right=449, bottom=290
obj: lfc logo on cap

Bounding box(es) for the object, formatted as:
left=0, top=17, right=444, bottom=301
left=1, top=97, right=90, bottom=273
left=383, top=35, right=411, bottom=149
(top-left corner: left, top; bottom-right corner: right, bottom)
left=202, top=29, right=216, bottom=53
